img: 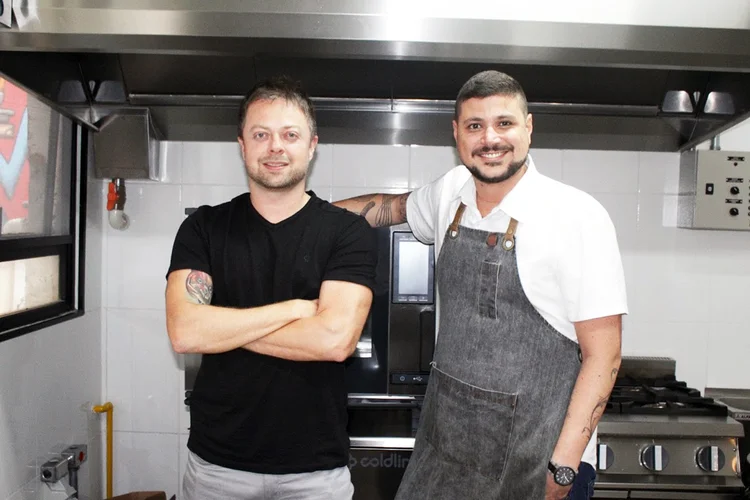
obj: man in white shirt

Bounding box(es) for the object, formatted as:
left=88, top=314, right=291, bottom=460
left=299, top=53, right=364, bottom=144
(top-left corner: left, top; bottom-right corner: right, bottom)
left=335, top=70, right=626, bottom=500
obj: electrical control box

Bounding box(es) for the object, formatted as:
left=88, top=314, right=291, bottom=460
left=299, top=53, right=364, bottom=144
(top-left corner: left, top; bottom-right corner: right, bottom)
left=678, top=150, right=750, bottom=231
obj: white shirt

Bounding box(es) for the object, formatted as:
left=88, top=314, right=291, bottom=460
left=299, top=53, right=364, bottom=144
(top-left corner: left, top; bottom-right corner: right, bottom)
left=406, top=154, right=628, bottom=467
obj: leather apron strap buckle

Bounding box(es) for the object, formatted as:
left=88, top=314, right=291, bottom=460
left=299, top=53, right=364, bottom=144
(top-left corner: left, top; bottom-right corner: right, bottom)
left=501, top=218, right=519, bottom=251
left=486, top=233, right=499, bottom=248
left=448, top=203, right=467, bottom=239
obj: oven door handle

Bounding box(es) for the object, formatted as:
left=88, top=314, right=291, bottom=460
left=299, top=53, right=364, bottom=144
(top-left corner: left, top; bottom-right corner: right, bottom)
left=350, top=437, right=415, bottom=450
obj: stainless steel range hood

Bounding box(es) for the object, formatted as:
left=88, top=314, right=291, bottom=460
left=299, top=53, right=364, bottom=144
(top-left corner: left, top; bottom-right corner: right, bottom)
left=2, top=1, right=750, bottom=151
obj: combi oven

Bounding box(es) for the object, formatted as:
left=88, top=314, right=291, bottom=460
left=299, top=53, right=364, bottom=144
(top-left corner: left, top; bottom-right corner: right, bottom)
left=345, top=225, right=436, bottom=500
left=345, top=225, right=436, bottom=396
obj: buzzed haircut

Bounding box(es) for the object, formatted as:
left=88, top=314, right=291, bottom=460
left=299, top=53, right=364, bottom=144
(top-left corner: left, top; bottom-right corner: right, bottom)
left=454, top=70, right=529, bottom=119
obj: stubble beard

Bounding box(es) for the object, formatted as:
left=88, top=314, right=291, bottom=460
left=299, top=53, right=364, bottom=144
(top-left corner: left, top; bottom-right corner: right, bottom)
left=465, top=147, right=528, bottom=184
left=247, top=163, right=308, bottom=192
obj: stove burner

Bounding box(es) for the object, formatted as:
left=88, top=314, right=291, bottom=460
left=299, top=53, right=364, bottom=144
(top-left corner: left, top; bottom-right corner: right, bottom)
left=605, top=376, right=728, bottom=417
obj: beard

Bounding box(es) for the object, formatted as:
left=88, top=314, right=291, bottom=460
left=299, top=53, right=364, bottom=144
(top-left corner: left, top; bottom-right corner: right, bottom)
left=465, top=146, right=527, bottom=184
left=246, top=160, right=307, bottom=191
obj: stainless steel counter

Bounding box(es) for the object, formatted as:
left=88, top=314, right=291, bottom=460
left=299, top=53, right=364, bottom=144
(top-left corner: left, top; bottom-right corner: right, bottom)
left=599, top=413, right=745, bottom=438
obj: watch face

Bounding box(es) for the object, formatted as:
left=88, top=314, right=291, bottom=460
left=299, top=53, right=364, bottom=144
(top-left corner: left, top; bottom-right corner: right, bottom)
left=554, top=466, right=576, bottom=486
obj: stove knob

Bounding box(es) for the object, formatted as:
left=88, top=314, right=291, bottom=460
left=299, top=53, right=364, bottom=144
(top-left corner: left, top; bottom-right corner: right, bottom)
left=730, top=186, right=740, bottom=195
left=696, top=446, right=725, bottom=472
left=641, top=445, right=669, bottom=472
left=729, top=207, right=739, bottom=216
left=597, top=444, right=614, bottom=471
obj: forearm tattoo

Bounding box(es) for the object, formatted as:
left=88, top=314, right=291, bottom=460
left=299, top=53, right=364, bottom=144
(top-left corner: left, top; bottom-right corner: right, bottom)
left=375, top=193, right=410, bottom=227
left=185, top=270, right=213, bottom=305
left=360, top=200, right=376, bottom=218
left=375, top=196, right=395, bottom=226
left=352, top=193, right=410, bottom=227
left=397, top=193, right=408, bottom=221
left=582, top=395, right=610, bottom=441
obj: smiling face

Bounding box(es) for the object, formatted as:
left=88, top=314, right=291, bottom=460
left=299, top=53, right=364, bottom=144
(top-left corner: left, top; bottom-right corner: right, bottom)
left=453, top=93, right=533, bottom=184
left=237, top=97, right=318, bottom=192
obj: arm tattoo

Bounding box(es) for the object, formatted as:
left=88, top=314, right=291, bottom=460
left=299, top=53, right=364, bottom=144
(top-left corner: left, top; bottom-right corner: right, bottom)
left=582, top=395, right=610, bottom=441
left=611, top=368, right=619, bottom=380
left=375, top=196, right=395, bottom=226
left=185, top=271, right=213, bottom=305
left=397, top=193, right=409, bottom=222
left=374, top=193, right=410, bottom=227
left=359, top=201, right=376, bottom=218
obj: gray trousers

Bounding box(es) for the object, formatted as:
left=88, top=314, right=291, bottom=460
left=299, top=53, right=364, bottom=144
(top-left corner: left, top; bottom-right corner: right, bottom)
left=183, top=451, right=354, bottom=500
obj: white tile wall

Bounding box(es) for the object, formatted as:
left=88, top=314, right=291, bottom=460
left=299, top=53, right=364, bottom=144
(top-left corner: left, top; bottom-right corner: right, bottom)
left=1, top=168, right=104, bottom=500
left=332, top=144, right=410, bottom=189
left=562, top=150, right=639, bottom=193
left=0, top=315, right=103, bottom=500
left=635, top=194, right=680, bottom=250
left=307, top=144, right=334, bottom=189
left=92, top=138, right=750, bottom=499
left=112, top=432, right=179, bottom=498
left=181, top=142, right=247, bottom=186
left=706, top=322, right=750, bottom=388
left=637, top=152, right=680, bottom=195
left=408, top=146, right=458, bottom=188
left=529, top=148, right=563, bottom=181
left=622, top=321, right=709, bottom=391
left=106, top=309, right=181, bottom=434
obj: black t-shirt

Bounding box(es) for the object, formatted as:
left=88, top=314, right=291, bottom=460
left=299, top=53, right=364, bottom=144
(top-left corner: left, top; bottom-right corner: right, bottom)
left=167, top=192, right=376, bottom=474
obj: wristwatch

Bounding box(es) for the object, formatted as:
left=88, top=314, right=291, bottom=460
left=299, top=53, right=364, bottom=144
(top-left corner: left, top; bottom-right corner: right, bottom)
left=548, top=461, right=577, bottom=486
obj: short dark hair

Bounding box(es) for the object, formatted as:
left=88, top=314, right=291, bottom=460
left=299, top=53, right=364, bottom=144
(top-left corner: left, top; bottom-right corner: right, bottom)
left=237, top=76, right=317, bottom=138
left=454, top=70, right=528, bottom=119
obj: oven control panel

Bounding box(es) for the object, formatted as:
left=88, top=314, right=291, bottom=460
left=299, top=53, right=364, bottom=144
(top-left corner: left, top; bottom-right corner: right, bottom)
left=596, top=436, right=740, bottom=478
left=678, top=150, right=750, bottom=230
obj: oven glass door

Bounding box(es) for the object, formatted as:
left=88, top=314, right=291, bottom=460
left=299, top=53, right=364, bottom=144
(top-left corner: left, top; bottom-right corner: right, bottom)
left=348, top=397, right=420, bottom=500
left=350, top=439, right=413, bottom=500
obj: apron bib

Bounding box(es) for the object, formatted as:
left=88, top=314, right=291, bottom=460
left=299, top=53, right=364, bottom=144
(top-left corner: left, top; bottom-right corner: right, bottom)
left=396, top=203, right=581, bottom=500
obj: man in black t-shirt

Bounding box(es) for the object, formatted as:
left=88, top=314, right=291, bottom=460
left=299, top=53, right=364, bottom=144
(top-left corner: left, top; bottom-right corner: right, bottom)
left=166, top=77, right=376, bottom=500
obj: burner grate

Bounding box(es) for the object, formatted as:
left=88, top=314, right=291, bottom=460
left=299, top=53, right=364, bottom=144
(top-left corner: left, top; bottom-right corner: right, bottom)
left=605, top=376, right=728, bottom=417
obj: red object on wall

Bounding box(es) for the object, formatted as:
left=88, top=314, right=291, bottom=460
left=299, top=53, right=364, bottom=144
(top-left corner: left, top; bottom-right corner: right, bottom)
left=0, top=78, right=30, bottom=222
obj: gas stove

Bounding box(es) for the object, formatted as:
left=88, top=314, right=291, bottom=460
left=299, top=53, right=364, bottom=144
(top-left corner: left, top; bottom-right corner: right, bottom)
left=594, top=357, right=745, bottom=499
left=607, top=375, right=730, bottom=417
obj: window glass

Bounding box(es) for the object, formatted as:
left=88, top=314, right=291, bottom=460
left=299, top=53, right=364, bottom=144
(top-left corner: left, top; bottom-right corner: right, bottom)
left=0, top=255, right=61, bottom=317
left=0, top=78, right=71, bottom=239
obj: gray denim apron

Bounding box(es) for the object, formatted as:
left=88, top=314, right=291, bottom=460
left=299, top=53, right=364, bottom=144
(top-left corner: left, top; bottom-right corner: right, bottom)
left=395, top=203, right=582, bottom=500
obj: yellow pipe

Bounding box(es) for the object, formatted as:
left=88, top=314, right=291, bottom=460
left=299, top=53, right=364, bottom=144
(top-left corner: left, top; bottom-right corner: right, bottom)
left=93, top=402, right=114, bottom=499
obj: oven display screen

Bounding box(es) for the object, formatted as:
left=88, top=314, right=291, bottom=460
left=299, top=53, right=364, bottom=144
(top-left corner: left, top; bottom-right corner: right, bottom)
left=397, top=242, right=430, bottom=295
left=392, top=232, right=434, bottom=304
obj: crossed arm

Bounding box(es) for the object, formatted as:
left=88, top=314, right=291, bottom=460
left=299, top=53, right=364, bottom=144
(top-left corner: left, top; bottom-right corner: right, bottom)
left=165, top=269, right=372, bottom=361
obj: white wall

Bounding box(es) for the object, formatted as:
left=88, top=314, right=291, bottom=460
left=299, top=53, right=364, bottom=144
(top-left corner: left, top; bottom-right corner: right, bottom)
left=99, top=138, right=750, bottom=499
left=0, top=162, right=105, bottom=500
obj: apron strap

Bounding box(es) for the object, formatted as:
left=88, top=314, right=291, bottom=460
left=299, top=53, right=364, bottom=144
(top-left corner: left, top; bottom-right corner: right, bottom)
left=501, top=218, right=519, bottom=251
left=447, top=203, right=467, bottom=239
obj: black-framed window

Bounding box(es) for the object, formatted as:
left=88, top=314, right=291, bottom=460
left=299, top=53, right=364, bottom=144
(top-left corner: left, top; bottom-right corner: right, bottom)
left=0, top=76, right=86, bottom=343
